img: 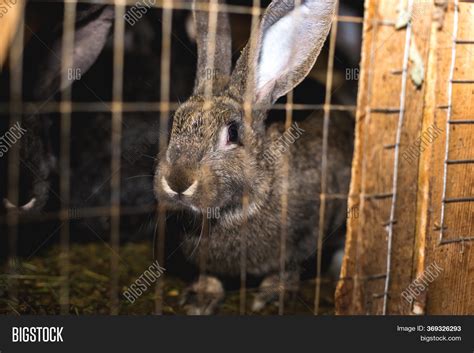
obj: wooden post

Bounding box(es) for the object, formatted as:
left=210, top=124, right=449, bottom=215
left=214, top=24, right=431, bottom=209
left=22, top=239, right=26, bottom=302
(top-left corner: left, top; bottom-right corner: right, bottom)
left=336, top=0, right=474, bottom=315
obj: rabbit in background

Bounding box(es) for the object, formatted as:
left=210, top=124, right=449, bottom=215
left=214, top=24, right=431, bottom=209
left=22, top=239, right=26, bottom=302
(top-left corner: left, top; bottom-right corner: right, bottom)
left=1, top=4, right=190, bottom=257
left=155, top=0, right=353, bottom=314
left=1, top=4, right=115, bottom=213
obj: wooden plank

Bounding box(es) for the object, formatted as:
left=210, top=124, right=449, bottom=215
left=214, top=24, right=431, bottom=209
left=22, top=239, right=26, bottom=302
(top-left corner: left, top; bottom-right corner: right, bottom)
left=337, top=0, right=474, bottom=315
left=422, top=1, right=474, bottom=315
left=410, top=1, right=442, bottom=316
left=335, top=0, right=375, bottom=315
left=337, top=0, right=434, bottom=314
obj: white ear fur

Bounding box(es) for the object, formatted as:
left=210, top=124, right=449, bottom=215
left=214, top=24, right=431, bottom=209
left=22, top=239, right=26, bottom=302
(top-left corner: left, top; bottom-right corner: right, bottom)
left=255, top=0, right=335, bottom=103
left=257, top=5, right=310, bottom=97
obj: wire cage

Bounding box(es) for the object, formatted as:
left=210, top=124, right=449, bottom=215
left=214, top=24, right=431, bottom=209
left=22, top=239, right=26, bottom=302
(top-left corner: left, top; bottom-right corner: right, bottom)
left=0, top=0, right=364, bottom=315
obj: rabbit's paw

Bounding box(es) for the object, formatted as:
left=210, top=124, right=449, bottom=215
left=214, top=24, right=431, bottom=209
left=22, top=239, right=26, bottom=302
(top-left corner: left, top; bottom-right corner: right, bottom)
left=251, top=272, right=299, bottom=312
left=180, top=275, right=224, bottom=315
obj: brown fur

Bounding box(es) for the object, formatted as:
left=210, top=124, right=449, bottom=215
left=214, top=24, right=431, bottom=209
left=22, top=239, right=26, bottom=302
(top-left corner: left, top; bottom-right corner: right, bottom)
left=155, top=94, right=352, bottom=275
left=154, top=0, right=349, bottom=312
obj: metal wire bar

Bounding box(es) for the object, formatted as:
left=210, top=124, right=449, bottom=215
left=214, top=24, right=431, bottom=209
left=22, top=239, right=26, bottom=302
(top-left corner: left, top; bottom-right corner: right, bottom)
left=110, top=0, right=126, bottom=315
left=58, top=0, right=76, bottom=315
left=202, top=0, right=219, bottom=99
left=314, top=0, right=340, bottom=316
left=0, top=205, right=157, bottom=224
left=239, top=0, right=261, bottom=316
left=451, top=79, right=474, bottom=84
left=194, top=0, right=221, bottom=314
left=6, top=3, right=25, bottom=314
left=446, top=159, right=474, bottom=165
left=276, top=0, right=308, bottom=316
left=369, top=107, right=402, bottom=114
left=29, top=0, right=365, bottom=24
left=455, top=39, right=474, bottom=44
left=440, top=236, right=474, bottom=245
left=439, top=0, right=460, bottom=244
left=278, top=88, right=292, bottom=314
left=0, top=102, right=358, bottom=114
left=443, top=197, right=474, bottom=204
left=383, top=0, right=415, bottom=315
left=448, top=119, right=474, bottom=124
left=364, top=192, right=394, bottom=200
left=154, top=0, right=173, bottom=315
left=0, top=192, right=353, bottom=225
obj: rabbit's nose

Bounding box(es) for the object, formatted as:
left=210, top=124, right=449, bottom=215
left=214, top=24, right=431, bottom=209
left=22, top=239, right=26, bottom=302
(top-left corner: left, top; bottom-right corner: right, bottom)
left=164, top=168, right=197, bottom=196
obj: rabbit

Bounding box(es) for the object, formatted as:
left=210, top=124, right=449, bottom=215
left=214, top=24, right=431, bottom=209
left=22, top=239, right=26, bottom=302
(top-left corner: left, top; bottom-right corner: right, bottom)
left=154, top=0, right=353, bottom=314
left=0, top=4, right=115, bottom=214
left=1, top=3, right=197, bottom=255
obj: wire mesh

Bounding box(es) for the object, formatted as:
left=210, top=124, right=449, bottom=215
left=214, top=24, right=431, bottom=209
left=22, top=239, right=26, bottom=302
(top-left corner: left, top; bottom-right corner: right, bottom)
left=1, top=0, right=364, bottom=315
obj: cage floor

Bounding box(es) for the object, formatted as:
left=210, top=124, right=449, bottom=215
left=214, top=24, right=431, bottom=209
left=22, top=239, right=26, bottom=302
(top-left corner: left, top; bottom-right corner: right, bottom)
left=0, top=242, right=336, bottom=315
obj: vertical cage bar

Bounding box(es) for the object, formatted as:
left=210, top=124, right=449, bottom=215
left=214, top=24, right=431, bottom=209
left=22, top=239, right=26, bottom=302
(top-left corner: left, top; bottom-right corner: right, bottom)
left=110, top=0, right=126, bottom=315
left=439, top=0, right=459, bottom=243
left=314, top=0, right=339, bottom=315
left=202, top=0, right=219, bottom=98
left=382, top=0, right=415, bottom=315
left=277, top=0, right=306, bottom=317
left=58, top=0, right=77, bottom=314
left=239, top=0, right=261, bottom=315
left=155, top=0, right=173, bottom=315
left=6, top=3, right=24, bottom=314
left=278, top=89, right=293, bottom=315
left=196, top=0, right=219, bottom=313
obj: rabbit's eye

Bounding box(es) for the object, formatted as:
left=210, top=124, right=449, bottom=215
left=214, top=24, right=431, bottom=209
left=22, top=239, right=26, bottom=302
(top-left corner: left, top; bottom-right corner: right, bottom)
left=227, top=122, right=239, bottom=144
left=218, top=121, right=240, bottom=150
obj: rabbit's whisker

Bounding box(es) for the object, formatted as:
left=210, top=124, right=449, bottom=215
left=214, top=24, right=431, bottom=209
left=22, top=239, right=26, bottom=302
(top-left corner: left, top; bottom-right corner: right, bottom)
left=187, top=214, right=207, bottom=260
left=141, top=154, right=158, bottom=161
left=125, top=174, right=154, bottom=180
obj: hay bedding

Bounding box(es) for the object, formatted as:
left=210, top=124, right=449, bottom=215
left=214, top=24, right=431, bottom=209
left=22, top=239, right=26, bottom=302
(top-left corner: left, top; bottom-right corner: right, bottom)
left=0, top=242, right=335, bottom=315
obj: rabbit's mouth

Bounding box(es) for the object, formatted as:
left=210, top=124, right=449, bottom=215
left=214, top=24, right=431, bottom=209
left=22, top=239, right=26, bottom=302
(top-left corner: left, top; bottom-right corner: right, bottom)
left=159, top=176, right=201, bottom=212
left=157, top=174, right=234, bottom=215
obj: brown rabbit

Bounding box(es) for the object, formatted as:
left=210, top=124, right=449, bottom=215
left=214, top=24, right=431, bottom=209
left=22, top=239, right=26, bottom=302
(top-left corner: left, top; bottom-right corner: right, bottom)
left=154, top=0, right=352, bottom=314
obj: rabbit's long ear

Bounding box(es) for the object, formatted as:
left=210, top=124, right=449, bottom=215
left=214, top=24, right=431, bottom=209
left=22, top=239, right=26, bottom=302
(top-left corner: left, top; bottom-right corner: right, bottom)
left=193, top=0, right=232, bottom=95
left=230, top=0, right=336, bottom=106
left=25, top=5, right=114, bottom=99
